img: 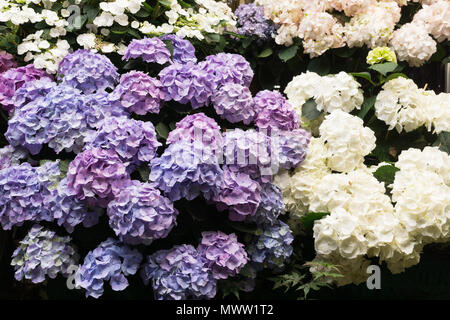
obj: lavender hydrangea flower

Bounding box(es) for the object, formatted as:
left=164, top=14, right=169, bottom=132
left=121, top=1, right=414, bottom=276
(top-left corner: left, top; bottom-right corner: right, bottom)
left=110, top=71, right=165, bottom=115
left=57, top=49, right=118, bottom=94
left=6, top=84, right=89, bottom=155
left=253, top=90, right=299, bottom=132
left=198, top=53, right=253, bottom=88
left=0, top=145, right=27, bottom=170
left=75, top=238, right=143, bottom=299
left=161, top=34, right=197, bottom=64
left=84, top=117, right=161, bottom=168
left=107, top=181, right=179, bottom=245
left=247, top=183, right=285, bottom=226
left=275, top=129, right=311, bottom=170
left=197, top=231, right=248, bottom=280
left=222, top=129, right=274, bottom=182
left=0, top=50, right=17, bottom=73
left=213, top=166, right=261, bottom=222
left=11, top=224, right=79, bottom=284
left=0, top=64, right=52, bottom=113
left=213, top=83, right=255, bottom=125
left=141, top=244, right=217, bottom=300
left=150, top=140, right=223, bottom=201
left=0, top=162, right=56, bottom=230
left=83, top=91, right=128, bottom=129
left=123, top=37, right=171, bottom=64
left=235, top=4, right=274, bottom=40
left=166, top=113, right=223, bottom=155
left=66, top=148, right=131, bottom=208
left=247, top=220, right=294, bottom=270
left=159, top=62, right=215, bottom=109
left=12, top=77, right=56, bottom=111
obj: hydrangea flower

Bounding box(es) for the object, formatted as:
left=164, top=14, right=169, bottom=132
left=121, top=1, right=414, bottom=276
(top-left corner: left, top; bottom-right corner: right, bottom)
left=197, top=231, right=248, bottom=280
left=57, top=49, right=119, bottom=93
left=66, top=148, right=131, bottom=208
left=107, top=181, right=179, bottom=245
left=0, top=145, right=28, bottom=170
left=12, top=77, right=56, bottom=111
left=275, top=129, right=311, bottom=170
left=253, top=90, right=299, bottom=132
left=110, top=71, right=165, bottom=115
left=123, top=37, right=171, bottom=64
left=84, top=117, right=161, bottom=168
left=159, top=62, right=216, bottom=109
left=0, top=64, right=52, bottom=113
left=11, top=224, right=79, bottom=284
left=213, top=83, right=255, bottom=124
left=247, top=183, right=286, bottom=226
left=213, top=166, right=261, bottom=222
left=149, top=140, right=223, bottom=201
left=82, top=91, right=128, bottom=129
left=247, top=220, right=294, bottom=270
left=198, top=53, right=253, bottom=88
left=0, top=50, right=17, bottom=73
left=6, top=84, right=89, bottom=155
left=161, top=34, right=197, bottom=64
left=141, top=244, right=217, bottom=300
left=75, top=238, right=143, bottom=298
left=235, top=3, right=274, bottom=40
left=166, top=113, right=223, bottom=155
left=366, top=46, right=397, bottom=65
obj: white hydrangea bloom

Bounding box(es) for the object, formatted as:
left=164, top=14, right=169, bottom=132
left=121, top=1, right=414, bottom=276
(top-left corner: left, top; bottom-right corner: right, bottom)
left=319, top=111, right=376, bottom=173
left=390, top=22, right=437, bottom=67
left=76, top=33, right=97, bottom=49
left=424, top=93, right=450, bottom=134
left=413, top=0, right=450, bottom=42
left=374, top=77, right=431, bottom=133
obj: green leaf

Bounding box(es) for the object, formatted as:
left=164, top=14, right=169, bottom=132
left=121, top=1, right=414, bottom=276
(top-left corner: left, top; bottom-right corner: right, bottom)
left=384, top=73, right=408, bottom=82
left=258, top=48, right=273, bottom=58
left=433, top=131, right=450, bottom=155
left=307, top=56, right=331, bottom=75
left=111, top=25, right=128, bottom=34
left=350, top=72, right=375, bottom=85
left=358, top=96, right=376, bottom=120
left=242, top=37, right=252, bottom=49
left=373, top=164, right=400, bottom=186
left=205, top=33, right=220, bottom=42
left=431, top=43, right=446, bottom=62
left=85, top=7, right=99, bottom=21
left=155, top=122, right=170, bottom=140
left=134, top=9, right=152, bottom=17
left=278, top=45, right=298, bottom=62
left=368, top=62, right=398, bottom=76
left=162, top=39, right=174, bottom=57
left=58, top=160, right=71, bottom=176
left=300, top=212, right=330, bottom=230
left=137, top=166, right=150, bottom=181
left=302, top=98, right=322, bottom=120
left=158, top=0, right=172, bottom=7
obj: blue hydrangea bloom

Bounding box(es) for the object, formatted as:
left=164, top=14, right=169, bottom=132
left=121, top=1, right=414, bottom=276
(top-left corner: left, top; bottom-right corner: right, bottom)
left=75, top=238, right=143, bottom=298
left=123, top=37, right=171, bottom=64
left=11, top=224, right=79, bottom=284
left=12, top=77, right=56, bottom=111
left=0, top=145, right=28, bottom=170
left=83, top=91, right=128, bottom=129
left=141, top=244, right=217, bottom=300
left=213, top=83, right=255, bottom=125
left=246, top=183, right=285, bottom=226
left=161, top=34, right=197, bottom=64
left=275, top=129, right=311, bottom=170
left=235, top=3, right=274, bottom=40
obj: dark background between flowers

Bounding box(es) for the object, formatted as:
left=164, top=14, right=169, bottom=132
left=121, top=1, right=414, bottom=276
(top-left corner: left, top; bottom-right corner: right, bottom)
left=0, top=0, right=449, bottom=300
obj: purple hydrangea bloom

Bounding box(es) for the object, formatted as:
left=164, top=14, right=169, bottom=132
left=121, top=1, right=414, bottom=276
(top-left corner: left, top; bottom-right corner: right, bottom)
left=247, top=183, right=285, bottom=226
left=107, top=181, right=179, bottom=245
left=0, top=145, right=27, bottom=170
left=12, top=77, right=56, bottom=111
left=123, top=37, right=171, bottom=64
left=161, top=34, right=197, bottom=64
left=213, top=83, right=255, bottom=125
left=0, top=50, right=17, bottom=73
left=66, top=148, right=131, bottom=208
left=222, top=129, right=274, bottom=182
left=198, top=53, right=253, bottom=88
left=275, top=129, right=311, bottom=170
left=149, top=140, right=223, bottom=201
left=235, top=4, right=274, bottom=40
left=253, top=90, right=299, bottom=132
left=57, top=49, right=118, bottom=94
left=247, top=220, right=294, bottom=270
left=159, top=62, right=215, bottom=109
left=110, top=71, right=165, bottom=115
left=11, top=224, right=79, bottom=284
left=6, top=84, right=89, bottom=155
left=141, top=244, right=217, bottom=300
left=213, top=166, right=261, bottom=222
left=75, top=238, right=143, bottom=299
left=0, top=162, right=56, bottom=230
left=51, top=178, right=100, bottom=233
left=85, top=117, right=161, bottom=168
left=0, top=64, right=52, bottom=113
left=166, top=113, right=223, bottom=156
left=197, top=231, right=248, bottom=280
left=83, top=91, right=128, bottom=129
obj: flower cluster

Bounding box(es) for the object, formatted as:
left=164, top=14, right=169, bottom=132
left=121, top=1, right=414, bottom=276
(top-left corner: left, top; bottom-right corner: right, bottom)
left=0, top=145, right=27, bottom=171
left=11, top=224, right=79, bottom=284
left=0, top=50, right=17, bottom=73
left=235, top=3, right=274, bottom=40
left=213, top=83, right=255, bottom=125
left=123, top=37, right=171, bottom=64
left=366, top=47, right=397, bottom=65
left=75, top=238, right=143, bottom=298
